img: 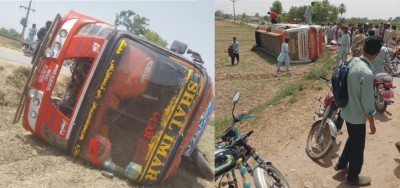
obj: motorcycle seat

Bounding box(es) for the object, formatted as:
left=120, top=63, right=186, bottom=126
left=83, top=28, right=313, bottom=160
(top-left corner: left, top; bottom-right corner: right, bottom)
left=375, top=73, right=393, bottom=83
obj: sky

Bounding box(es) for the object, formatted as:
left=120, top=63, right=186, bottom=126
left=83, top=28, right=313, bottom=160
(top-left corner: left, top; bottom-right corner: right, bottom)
left=216, top=0, right=400, bottom=20
left=0, top=0, right=214, bottom=79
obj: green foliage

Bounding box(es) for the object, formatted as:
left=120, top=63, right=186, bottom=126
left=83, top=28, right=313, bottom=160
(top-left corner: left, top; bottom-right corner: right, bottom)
left=270, top=1, right=283, bottom=14
left=115, top=10, right=168, bottom=47
left=143, top=29, right=168, bottom=47
left=115, top=10, right=149, bottom=35
left=215, top=10, right=224, bottom=18
left=307, top=50, right=336, bottom=79
left=240, top=13, right=249, bottom=24
left=0, top=27, right=21, bottom=41
left=338, top=3, right=347, bottom=19
left=248, top=83, right=304, bottom=115
left=312, top=0, right=339, bottom=24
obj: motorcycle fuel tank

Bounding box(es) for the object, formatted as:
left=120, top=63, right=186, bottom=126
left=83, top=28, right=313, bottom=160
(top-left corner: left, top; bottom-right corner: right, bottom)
left=214, top=148, right=239, bottom=179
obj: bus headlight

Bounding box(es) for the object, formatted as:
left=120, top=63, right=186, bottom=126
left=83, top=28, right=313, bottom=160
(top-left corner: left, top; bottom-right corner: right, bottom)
left=32, top=98, right=40, bottom=106
left=28, top=89, right=38, bottom=98
left=44, top=48, right=54, bottom=58
left=59, top=29, right=68, bottom=38
left=30, top=111, right=37, bottom=118
left=53, top=42, right=61, bottom=51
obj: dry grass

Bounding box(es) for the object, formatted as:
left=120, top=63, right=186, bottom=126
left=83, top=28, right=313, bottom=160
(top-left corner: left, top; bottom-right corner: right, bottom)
left=0, top=35, right=21, bottom=51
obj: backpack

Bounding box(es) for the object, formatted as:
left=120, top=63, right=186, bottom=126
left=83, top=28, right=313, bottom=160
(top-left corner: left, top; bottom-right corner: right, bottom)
left=331, top=57, right=368, bottom=108
left=228, top=45, right=234, bottom=57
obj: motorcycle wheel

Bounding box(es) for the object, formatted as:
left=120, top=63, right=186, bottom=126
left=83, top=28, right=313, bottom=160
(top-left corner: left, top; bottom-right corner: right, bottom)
left=305, top=120, right=336, bottom=160
left=374, top=92, right=387, bottom=113
left=391, top=61, right=400, bottom=77
left=253, top=164, right=290, bottom=188
left=181, top=147, right=214, bottom=181
left=23, top=46, right=32, bottom=57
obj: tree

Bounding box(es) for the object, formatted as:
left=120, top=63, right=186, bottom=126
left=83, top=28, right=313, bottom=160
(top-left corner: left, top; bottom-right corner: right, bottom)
left=240, top=13, right=249, bottom=23
left=270, top=1, right=283, bottom=14
left=115, top=10, right=168, bottom=47
left=215, top=10, right=224, bottom=18
left=143, top=29, right=168, bottom=47
left=115, top=10, right=149, bottom=35
left=338, top=3, right=346, bottom=19
left=287, top=6, right=300, bottom=21
left=255, top=13, right=260, bottom=17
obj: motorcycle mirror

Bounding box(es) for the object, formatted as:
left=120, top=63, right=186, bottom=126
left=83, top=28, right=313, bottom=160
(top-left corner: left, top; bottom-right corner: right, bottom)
left=232, top=92, right=240, bottom=105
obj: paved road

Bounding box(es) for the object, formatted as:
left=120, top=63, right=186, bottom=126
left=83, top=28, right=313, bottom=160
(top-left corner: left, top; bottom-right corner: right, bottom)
left=0, top=46, right=32, bottom=65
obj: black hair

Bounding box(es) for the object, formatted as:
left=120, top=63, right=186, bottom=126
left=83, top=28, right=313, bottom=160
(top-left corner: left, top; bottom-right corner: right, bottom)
left=46, top=21, right=52, bottom=26
left=367, top=30, right=375, bottom=36
left=311, top=2, right=315, bottom=5
left=233, top=37, right=236, bottom=40
left=285, top=38, right=289, bottom=43
left=392, top=25, right=397, bottom=30
left=358, top=29, right=364, bottom=33
left=363, top=36, right=383, bottom=55
left=268, top=12, right=270, bottom=14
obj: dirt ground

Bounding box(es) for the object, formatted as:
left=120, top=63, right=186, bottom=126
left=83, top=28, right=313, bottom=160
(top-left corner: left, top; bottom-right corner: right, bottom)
left=215, top=20, right=400, bottom=187
left=0, top=41, right=214, bottom=187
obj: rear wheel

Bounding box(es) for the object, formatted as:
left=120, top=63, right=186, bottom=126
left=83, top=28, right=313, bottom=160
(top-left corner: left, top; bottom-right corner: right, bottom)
left=374, top=92, right=387, bottom=113
left=254, top=164, right=290, bottom=188
left=306, top=120, right=336, bottom=160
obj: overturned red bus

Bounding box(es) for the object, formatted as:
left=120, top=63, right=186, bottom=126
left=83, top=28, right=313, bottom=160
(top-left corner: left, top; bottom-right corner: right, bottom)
left=13, top=10, right=214, bottom=185
left=255, top=23, right=323, bottom=63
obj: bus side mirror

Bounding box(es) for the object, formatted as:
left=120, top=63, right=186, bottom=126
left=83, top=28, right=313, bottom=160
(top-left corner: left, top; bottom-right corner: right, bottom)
left=170, top=40, right=188, bottom=55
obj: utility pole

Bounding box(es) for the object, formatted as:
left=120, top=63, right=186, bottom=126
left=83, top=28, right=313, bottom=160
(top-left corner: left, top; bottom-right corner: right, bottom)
left=231, top=0, right=237, bottom=23
left=20, top=0, right=36, bottom=42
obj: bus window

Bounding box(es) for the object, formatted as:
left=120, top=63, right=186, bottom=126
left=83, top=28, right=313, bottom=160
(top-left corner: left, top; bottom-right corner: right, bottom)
left=51, top=58, right=92, bottom=117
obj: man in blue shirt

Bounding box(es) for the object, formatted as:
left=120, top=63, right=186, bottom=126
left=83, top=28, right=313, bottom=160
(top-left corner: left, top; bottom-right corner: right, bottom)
left=334, top=36, right=383, bottom=186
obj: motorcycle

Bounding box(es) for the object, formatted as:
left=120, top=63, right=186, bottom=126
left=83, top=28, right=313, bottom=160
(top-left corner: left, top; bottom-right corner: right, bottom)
left=21, top=41, right=37, bottom=57
left=373, top=73, right=395, bottom=113
left=388, top=47, right=400, bottom=77
left=306, top=77, right=343, bottom=160
left=215, top=92, right=290, bottom=188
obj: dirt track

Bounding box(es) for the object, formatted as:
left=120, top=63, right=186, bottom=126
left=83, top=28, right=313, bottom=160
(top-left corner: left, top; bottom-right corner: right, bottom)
left=215, top=20, right=400, bottom=187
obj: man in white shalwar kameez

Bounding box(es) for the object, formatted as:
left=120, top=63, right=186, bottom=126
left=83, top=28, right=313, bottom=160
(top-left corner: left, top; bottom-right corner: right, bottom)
left=277, top=38, right=290, bottom=72
left=304, top=2, right=315, bottom=25
left=336, top=25, right=350, bottom=66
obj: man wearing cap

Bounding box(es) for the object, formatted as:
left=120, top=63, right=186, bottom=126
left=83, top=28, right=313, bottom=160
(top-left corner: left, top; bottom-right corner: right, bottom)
left=336, top=25, right=350, bottom=66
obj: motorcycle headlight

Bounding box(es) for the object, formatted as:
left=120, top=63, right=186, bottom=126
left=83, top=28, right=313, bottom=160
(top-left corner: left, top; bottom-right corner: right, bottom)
left=44, top=48, right=54, bottom=58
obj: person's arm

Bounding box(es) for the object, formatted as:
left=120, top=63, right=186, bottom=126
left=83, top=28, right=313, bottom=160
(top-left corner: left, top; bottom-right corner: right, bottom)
left=360, top=69, right=376, bottom=119
left=367, top=115, right=376, bottom=134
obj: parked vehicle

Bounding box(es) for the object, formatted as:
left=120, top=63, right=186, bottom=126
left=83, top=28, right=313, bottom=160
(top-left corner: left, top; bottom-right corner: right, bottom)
left=13, top=10, right=214, bottom=185
left=373, top=73, right=395, bottom=112
left=306, top=77, right=343, bottom=160
left=215, top=92, right=290, bottom=188
left=21, top=41, right=37, bottom=57
left=388, top=47, right=400, bottom=76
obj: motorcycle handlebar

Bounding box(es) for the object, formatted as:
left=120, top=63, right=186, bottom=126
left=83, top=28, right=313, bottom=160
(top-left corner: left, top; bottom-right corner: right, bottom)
left=237, top=131, right=254, bottom=153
